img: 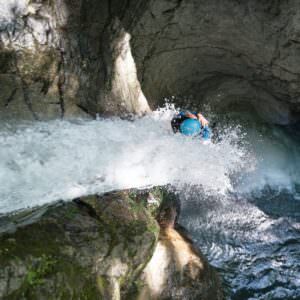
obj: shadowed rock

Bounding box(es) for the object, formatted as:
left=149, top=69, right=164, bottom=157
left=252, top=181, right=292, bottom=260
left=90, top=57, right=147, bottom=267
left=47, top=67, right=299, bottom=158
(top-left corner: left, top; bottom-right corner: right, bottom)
left=0, top=190, right=160, bottom=299
left=0, top=188, right=223, bottom=300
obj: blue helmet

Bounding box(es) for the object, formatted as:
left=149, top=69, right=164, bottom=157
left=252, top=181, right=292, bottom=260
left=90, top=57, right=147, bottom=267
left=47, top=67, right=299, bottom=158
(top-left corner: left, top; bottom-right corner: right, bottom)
left=179, top=119, right=201, bottom=136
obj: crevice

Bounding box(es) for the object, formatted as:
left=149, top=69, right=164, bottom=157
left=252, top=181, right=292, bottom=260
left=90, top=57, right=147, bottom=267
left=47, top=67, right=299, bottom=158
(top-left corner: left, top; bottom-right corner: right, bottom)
left=57, top=50, right=65, bottom=119
left=4, top=88, right=17, bottom=107
left=73, top=198, right=100, bottom=221
left=13, top=52, right=39, bottom=120
left=21, top=79, right=39, bottom=121
left=272, top=63, right=300, bottom=76
left=76, top=104, right=95, bottom=118
left=139, top=21, right=179, bottom=83
left=162, top=0, right=183, bottom=15
left=40, top=79, right=50, bottom=95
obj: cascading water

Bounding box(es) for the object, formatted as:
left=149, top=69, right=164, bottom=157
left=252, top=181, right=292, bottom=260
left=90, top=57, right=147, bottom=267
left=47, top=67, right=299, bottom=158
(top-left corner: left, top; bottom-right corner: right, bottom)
left=0, top=106, right=248, bottom=214
left=0, top=105, right=299, bottom=299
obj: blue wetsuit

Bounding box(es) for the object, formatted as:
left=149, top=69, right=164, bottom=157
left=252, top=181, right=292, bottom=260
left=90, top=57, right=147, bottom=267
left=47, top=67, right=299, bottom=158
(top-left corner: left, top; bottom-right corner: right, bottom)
left=171, top=111, right=210, bottom=140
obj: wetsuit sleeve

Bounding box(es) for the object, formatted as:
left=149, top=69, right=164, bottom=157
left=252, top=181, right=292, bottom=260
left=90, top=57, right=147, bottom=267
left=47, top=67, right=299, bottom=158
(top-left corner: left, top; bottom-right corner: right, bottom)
left=202, top=125, right=210, bottom=140
left=179, top=111, right=196, bottom=117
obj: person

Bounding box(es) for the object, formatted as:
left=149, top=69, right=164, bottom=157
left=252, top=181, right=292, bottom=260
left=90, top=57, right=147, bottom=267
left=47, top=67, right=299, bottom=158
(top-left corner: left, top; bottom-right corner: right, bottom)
left=171, top=110, right=210, bottom=140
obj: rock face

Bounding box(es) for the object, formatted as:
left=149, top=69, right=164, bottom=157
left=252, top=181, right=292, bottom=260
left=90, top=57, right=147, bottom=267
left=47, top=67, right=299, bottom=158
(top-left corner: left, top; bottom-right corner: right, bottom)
left=0, top=189, right=223, bottom=300
left=0, top=191, right=159, bottom=299
left=1, top=0, right=300, bottom=122
left=130, top=0, right=300, bottom=124
left=0, top=0, right=150, bottom=120
left=136, top=194, right=223, bottom=300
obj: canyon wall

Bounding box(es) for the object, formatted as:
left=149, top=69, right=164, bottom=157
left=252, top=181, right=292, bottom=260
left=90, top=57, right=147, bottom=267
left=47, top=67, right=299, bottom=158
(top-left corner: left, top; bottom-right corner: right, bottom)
left=0, top=189, right=223, bottom=300
left=1, top=0, right=300, bottom=123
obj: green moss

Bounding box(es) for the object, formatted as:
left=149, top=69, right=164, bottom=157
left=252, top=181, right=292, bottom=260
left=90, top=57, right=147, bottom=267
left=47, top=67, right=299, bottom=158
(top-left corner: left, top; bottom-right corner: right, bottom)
left=63, top=205, right=80, bottom=220
left=5, top=254, right=100, bottom=300
left=97, top=276, right=109, bottom=297
left=125, top=278, right=147, bottom=300
left=147, top=222, right=159, bottom=235
left=127, top=197, right=144, bottom=217
left=0, top=191, right=164, bottom=299
left=0, top=223, right=63, bottom=265
left=25, top=254, right=57, bottom=286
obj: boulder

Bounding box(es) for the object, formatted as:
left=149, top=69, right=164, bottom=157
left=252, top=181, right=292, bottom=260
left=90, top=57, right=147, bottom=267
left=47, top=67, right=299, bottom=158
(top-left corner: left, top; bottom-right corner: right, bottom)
left=0, top=190, right=159, bottom=299
left=0, top=188, right=223, bottom=300
left=133, top=192, right=223, bottom=300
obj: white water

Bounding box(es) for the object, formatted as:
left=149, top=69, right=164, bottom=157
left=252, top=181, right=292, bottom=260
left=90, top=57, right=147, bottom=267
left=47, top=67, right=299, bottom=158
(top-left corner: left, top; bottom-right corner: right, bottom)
left=0, top=107, right=299, bottom=214
left=226, top=113, right=300, bottom=197
left=0, top=108, right=249, bottom=214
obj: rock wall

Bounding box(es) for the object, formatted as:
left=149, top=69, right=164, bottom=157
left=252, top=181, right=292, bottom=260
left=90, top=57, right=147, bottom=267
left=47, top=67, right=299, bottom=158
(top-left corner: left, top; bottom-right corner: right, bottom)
left=1, top=0, right=300, bottom=123
left=0, top=189, right=223, bottom=300
left=136, top=194, right=223, bottom=300
left=130, top=0, right=300, bottom=124
left=0, top=190, right=159, bottom=299
left=0, top=0, right=150, bottom=120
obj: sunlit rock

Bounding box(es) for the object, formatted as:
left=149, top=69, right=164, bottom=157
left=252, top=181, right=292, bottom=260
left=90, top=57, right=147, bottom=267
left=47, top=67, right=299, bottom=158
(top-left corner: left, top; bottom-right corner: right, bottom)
left=136, top=196, right=223, bottom=300
left=100, top=18, right=151, bottom=116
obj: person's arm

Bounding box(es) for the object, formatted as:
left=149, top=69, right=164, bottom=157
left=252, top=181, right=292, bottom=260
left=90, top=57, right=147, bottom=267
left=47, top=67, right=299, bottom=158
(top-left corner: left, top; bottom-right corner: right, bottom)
left=184, top=111, right=197, bottom=119
left=197, top=113, right=209, bottom=127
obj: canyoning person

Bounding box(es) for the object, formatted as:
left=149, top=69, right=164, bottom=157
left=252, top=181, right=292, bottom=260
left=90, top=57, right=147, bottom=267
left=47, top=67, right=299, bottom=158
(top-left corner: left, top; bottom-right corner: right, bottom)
left=171, top=110, right=210, bottom=140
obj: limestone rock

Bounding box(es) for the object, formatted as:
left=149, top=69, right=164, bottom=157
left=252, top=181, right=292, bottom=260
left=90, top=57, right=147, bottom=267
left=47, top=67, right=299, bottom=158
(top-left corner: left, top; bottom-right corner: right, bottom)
left=131, top=192, right=224, bottom=300
left=0, top=1, right=151, bottom=120
left=130, top=0, right=300, bottom=123
left=1, top=0, right=300, bottom=121
left=99, top=18, right=151, bottom=117
left=0, top=190, right=159, bottom=299
left=0, top=188, right=223, bottom=300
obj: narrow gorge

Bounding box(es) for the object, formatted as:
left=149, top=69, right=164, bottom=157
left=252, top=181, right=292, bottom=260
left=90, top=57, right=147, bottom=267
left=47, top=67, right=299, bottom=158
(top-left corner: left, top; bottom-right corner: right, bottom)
left=1, top=1, right=300, bottom=299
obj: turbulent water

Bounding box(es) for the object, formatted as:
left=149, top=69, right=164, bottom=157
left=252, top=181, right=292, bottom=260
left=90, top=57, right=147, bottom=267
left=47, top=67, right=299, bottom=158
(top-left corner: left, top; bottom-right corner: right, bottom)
left=0, top=107, right=248, bottom=213
left=178, top=111, right=300, bottom=300
left=0, top=106, right=300, bottom=299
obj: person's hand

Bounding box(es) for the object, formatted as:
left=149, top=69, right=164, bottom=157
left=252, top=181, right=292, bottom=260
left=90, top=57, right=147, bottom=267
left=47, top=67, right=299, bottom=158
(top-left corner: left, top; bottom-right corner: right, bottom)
left=197, top=113, right=209, bottom=127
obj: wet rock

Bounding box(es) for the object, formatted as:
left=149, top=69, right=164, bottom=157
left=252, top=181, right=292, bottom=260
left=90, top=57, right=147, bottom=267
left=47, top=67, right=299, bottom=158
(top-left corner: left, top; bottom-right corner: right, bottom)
left=0, top=188, right=223, bottom=300
left=0, top=191, right=160, bottom=299
left=131, top=191, right=224, bottom=300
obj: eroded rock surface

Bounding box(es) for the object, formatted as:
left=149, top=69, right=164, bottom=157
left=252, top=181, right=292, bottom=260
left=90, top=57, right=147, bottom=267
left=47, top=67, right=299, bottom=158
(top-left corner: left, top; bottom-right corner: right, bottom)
left=0, top=188, right=223, bottom=300
left=0, top=0, right=150, bottom=120
left=0, top=190, right=159, bottom=299
left=135, top=193, right=223, bottom=300
left=130, top=0, right=300, bottom=124
left=1, top=0, right=300, bottom=122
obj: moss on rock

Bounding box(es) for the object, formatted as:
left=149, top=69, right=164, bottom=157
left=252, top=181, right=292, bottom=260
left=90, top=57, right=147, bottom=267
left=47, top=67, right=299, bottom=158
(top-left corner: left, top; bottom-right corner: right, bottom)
left=0, top=190, right=160, bottom=299
left=0, top=188, right=223, bottom=300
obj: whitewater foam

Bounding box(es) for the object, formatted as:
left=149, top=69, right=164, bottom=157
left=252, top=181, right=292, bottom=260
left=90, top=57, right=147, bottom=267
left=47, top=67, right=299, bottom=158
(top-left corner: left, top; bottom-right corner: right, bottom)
left=1, top=106, right=299, bottom=214
left=0, top=108, right=248, bottom=214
